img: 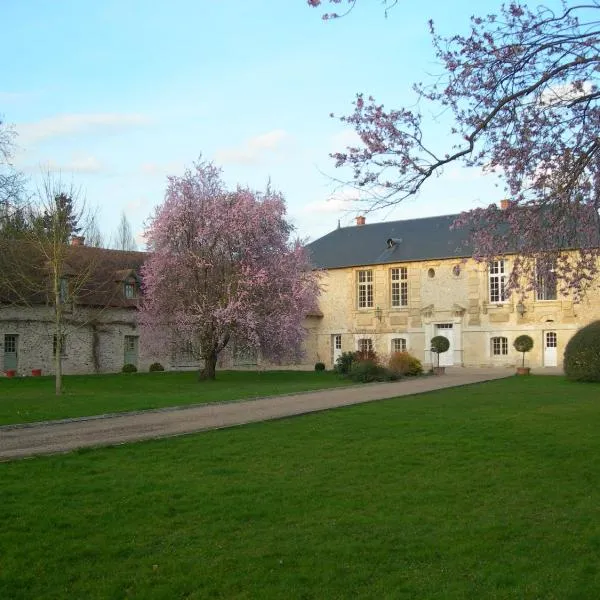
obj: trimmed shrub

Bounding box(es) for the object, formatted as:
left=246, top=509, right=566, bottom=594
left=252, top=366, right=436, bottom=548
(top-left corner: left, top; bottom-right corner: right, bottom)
left=122, top=363, right=138, bottom=373
left=513, top=335, right=534, bottom=368
left=430, top=335, right=450, bottom=367
left=334, top=351, right=358, bottom=375
left=564, top=320, right=600, bottom=382
left=348, top=359, right=388, bottom=383
left=314, top=362, right=326, bottom=372
left=389, top=351, right=423, bottom=376
left=149, top=362, right=165, bottom=372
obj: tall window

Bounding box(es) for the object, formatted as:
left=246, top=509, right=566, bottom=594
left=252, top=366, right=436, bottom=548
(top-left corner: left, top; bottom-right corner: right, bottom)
left=59, top=277, right=69, bottom=303
left=391, top=267, right=408, bottom=307
left=357, top=270, right=373, bottom=308
left=536, top=259, right=557, bottom=301
left=358, top=338, right=373, bottom=353
left=391, top=338, right=407, bottom=353
left=334, top=335, right=342, bottom=350
left=491, top=336, right=508, bottom=356
left=489, top=260, right=507, bottom=303
left=53, top=334, right=67, bottom=356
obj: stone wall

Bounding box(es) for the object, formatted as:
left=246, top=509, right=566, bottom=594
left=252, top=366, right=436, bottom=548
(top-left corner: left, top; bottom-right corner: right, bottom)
left=311, top=256, right=600, bottom=369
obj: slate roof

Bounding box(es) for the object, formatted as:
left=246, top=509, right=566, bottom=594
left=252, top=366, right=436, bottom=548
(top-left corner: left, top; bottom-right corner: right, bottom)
left=306, top=213, right=472, bottom=269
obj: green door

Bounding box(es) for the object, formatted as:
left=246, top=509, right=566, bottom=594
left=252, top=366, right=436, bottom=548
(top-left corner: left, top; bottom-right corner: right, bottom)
left=124, top=335, right=139, bottom=367
left=4, top=334, right=18, bottom=371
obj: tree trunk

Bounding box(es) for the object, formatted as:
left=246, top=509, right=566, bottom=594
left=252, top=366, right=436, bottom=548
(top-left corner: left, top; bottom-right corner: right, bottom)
left=199, top=351, right=217, bottom=380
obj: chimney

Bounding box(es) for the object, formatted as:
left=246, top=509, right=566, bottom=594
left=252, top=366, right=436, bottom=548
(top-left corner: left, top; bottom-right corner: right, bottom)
left=356, top=215, right=366, bottom=226
left=500, top=199, right=511, bottom=210
left=71, top=236, right=85, bottom=246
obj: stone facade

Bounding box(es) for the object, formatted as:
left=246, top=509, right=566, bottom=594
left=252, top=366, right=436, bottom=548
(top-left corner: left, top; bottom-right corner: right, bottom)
left=305, top=255, right=600, bottom=370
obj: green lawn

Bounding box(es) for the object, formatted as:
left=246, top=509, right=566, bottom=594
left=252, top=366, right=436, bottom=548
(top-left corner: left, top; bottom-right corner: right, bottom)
left=2, top=376, right=600, bottom=598
left=0, top=370, right=351, bottom=425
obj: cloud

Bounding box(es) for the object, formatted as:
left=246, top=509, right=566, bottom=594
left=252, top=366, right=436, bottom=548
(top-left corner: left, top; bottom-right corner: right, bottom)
left=140, top=161, right=183, bottom=176
left=540, top=81, right=594, bottom=106
left=16, top=113, right=151, bottom=144
left=215, top=129, right=290, bottom=166
left=329, top=128, right=361, bottom=153
left=24, top=155, right=104, bottom=174
left=300, top=188, right=363, bottom=215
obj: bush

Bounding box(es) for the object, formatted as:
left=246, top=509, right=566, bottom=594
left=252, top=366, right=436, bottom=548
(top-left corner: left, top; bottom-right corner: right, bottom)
left=355, top=348, right=378, bottom=363
left=314, top=362, right=326, bottom=372
left=334, top=351, right=358, bottom=375
left=149, top=362, right=165, bottom=372
left=122, top=363, right=138, bottom=373
left=430, top=335, right=450, bottom=367
left=430, top=335, right=450, bottom=354
left=564, top=320, right=600, bottom=382
left=388, top=351, right=423, bottom=376
left=348, top=359, right=389, bottom=383
left=513, top=335, right=534, bottom=368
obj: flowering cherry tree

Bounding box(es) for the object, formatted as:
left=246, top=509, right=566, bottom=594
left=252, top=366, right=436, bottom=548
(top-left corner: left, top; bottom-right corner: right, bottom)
left=139, top=160, right=319, bottom=380
left=309, top=1, right=600, bottom=298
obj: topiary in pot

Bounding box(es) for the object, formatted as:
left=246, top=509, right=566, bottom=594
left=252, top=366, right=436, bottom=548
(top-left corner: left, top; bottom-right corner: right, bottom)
left=314, top=362, right=326, bottom=372
left=564, top=320, right=600, bottom=382
left=430, top=335, right=450, bottom=373
left=513, top=335, right=534, bottom=374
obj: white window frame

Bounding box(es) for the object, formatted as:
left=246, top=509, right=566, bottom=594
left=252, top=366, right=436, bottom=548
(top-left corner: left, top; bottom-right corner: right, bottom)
left=390, top=267, right=408, bottom=308
left=334, top=334, right=342, bottom=350
left=536, top=259, right=557, bottom=301
left=357, top=338, right=373, bottom=353
left=489, top=260, right=507, bottom=303
left=491, top=336, right=508, bottom=356
left=357, top=270, right=374, bottom=309
left=391, top=337, right=407, bottom=353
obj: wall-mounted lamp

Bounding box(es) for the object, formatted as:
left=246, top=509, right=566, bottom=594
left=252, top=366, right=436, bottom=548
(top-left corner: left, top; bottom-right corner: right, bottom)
left=375, top=306, right=383, bottom=322
left=516, top=301, right=526, bottom=317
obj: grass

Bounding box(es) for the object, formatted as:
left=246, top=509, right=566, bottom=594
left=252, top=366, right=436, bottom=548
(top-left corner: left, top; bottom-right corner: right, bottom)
left=0, top=370, right=351, bottom=426
left=2, top=376, right=600, bottom=598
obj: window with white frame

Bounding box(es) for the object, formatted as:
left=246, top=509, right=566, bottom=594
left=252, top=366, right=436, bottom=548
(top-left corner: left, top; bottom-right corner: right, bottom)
left=491, top=336, right=508, bottom=356
left=334, top=335, right=342, bottom=350
left=489, top=260, right=507, bottom=303
left=391, top=338, right=407, bottom=353
left=358, top=338, right=373, bottom=353
left=536, top=258, right=557, bottom=301
left=357, top=270, right=373, bottom=308
left=390, top=267, right=408, bottom=307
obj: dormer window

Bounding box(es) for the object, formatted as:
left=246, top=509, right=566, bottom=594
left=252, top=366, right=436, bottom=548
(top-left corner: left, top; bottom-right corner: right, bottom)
left=124, top=280, right=137, bottom=299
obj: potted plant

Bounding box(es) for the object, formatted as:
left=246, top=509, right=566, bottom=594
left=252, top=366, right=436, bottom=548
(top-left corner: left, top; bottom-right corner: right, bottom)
left=430, top=335, right=450, bottom=375
left=513, top=334, right=534, bottom=375
left=4, top=370, right=16, bottom=378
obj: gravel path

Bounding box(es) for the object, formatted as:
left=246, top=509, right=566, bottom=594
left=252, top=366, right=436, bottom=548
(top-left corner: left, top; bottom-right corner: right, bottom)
left=0, top=368, right=514, bottom=461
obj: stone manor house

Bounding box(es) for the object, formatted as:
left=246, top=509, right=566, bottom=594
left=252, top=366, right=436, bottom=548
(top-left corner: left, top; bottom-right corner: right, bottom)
left=2, top=205, right=599, bottom=375
left=304, top=208, right=600, bottom=371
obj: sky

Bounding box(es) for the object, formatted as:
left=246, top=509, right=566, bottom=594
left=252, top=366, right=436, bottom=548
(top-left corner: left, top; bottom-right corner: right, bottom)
left=2, top=0, right=509, bottom=248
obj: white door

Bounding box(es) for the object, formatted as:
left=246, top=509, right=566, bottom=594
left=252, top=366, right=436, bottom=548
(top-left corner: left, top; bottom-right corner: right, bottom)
left=332, top=334, right=342, bottom=367
left=435, top=324, right=454, bottom=366
left=544, top=331, right=557, bottom=367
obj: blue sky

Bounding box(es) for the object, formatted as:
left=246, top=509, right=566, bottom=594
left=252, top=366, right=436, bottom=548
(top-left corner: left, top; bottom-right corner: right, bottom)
left=3, top=0, right=509, bottom=247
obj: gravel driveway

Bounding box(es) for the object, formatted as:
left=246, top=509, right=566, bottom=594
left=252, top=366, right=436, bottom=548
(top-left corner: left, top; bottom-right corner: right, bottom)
left=0, top=368, right=514, bottom=461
